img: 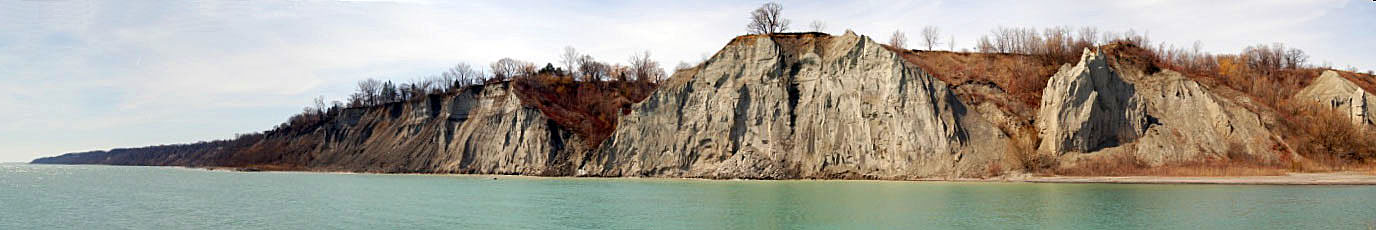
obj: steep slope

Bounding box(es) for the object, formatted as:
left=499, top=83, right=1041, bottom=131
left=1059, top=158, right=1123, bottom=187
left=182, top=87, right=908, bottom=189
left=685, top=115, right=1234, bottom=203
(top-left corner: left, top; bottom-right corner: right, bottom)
left=1295, top=70, right=1374, bottom=127
left=1036, top=48, right=1282, bottom=165
left=583, top=32, right=1008, bottom=179
left=35, top=82, right=589, bottom=175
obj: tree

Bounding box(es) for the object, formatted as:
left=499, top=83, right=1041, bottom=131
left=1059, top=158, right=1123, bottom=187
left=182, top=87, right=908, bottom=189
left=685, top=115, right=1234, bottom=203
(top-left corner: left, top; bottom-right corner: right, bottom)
left=888, top=30, right=906, bottom=49
left=920, top=26, right=941, bottom=50
left=746, top=2, right=789, bottom=34
left=808, top=20, right=826, bottom=32
left=947, top=35, right=955, bottom=51
left=312, top=96, right=327, bottom=114
left=443, top=63, right=482, bottom=87
left=976, top=35, right=995, bottom=53
left=380, top=81, right=398, bottom=103
left=356, top=78, right=382, bottom=106
left=491, top=58, right=529, bottom=81
left=628, top=50, right=665, bottom=83
left=560, top=46, right=581, bottom=78
left=578, top=55, right=608, bottom=82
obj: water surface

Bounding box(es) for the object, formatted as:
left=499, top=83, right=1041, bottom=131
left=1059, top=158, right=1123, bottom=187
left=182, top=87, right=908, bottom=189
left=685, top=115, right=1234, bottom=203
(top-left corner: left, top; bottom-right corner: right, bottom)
left=2, top=164, right=1373, bottom=229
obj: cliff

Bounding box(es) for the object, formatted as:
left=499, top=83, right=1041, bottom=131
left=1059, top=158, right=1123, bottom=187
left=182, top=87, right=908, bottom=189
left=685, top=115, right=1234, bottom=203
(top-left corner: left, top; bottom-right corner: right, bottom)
left=34, top=82, right=590, bottom=175
left=1295, top=70, right=1374, bottom=127
left=31, top=32, right=1375, bottom=178
left=583, top=32, right=1007, bottom=179
left=1036, top=48, right=1282, bottom=167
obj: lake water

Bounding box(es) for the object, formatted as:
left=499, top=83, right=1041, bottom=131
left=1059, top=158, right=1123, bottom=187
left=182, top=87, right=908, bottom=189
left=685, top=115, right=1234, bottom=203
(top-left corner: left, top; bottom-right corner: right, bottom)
left=2, top=164, right=1374, bottom=229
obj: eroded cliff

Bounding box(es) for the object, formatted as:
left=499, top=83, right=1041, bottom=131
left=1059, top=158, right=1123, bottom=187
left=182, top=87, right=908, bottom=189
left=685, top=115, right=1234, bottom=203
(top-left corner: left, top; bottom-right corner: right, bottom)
left=1036, top=48, right=1282, bottom=166
left=583, top=32, right=1007, bottom=179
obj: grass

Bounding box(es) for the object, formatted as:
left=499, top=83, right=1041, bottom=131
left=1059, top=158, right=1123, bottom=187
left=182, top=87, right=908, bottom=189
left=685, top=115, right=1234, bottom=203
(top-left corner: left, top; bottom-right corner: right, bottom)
left=1053, top=152, right=1288, bottom=177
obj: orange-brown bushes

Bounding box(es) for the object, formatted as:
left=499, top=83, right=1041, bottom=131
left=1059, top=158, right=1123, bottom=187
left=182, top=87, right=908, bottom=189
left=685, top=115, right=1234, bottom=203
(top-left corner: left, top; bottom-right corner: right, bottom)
left=1054, top=150, right=1287, bottom=177
left=891, top=49, right=1060, bottom=112
left=1003, top=125, right=1054, bottom=174
left=1278, top=103, right=1376, bottom=167
left=512, top=74, right=656, bottom=148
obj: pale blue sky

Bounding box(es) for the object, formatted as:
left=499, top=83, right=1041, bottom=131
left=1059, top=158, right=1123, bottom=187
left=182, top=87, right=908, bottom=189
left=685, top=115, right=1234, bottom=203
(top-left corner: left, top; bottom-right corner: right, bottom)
left=2, top=0, right=1372, bottom=162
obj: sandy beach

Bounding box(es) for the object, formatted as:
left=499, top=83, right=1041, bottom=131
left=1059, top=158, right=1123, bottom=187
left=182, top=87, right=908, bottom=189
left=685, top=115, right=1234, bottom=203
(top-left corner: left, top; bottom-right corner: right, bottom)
left=1022, top=172, right=1376, bottom=185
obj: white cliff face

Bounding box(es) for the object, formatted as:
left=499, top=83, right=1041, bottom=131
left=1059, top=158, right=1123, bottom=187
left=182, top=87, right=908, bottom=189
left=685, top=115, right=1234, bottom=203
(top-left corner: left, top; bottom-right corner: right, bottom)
left=1035, top=49, right=1148, bottom=154
left=310, top=82, right=584, bottom=175
left=1036, top=49, right=1280, bottom=165
left=585, top=32, right=1006, bottom=179
left=1296, top=70, right=1375, bottom=127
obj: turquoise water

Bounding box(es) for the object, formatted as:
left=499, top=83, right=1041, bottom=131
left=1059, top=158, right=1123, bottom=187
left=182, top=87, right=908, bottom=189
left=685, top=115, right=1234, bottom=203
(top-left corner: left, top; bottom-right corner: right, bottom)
left=2, top=164, right=1374, bottom=229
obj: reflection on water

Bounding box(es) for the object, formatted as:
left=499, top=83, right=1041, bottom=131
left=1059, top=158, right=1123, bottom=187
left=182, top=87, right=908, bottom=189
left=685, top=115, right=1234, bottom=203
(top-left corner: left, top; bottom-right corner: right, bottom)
left=2, top=164, right=1373, bottom=229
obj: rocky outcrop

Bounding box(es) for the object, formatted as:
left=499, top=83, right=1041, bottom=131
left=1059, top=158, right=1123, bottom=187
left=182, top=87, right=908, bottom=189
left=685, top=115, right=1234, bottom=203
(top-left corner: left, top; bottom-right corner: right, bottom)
left=1036, top=49, right=1280, bottom=165
left=305, top=83, right=587, bottom=174
left=1295, top=70, right=1374, bottom=127
left=582, top=32, right=1007, bottom=179
left=34, top=82, right=588, bottom=175
left=1035, top=49, right=1148, bottom=154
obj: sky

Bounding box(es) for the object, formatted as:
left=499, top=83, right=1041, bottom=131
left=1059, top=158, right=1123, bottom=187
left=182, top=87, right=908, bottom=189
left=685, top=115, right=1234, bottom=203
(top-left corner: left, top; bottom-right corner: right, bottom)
left=1, top=0, right=1372, bottom=162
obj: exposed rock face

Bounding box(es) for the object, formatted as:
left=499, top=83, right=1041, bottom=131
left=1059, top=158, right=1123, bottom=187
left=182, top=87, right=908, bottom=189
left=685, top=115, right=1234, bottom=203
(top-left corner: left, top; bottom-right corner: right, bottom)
left=34, top=83, right=587, bottom=175
left=1036, top=49, right=1279, bottom=164
left=1295, top=70, right=1374, bottom=127
left=1035, top=49, right=1148, bottom=154
left=583, top=32, right=1006, bottom=179
left=306, top=83, right=586, bottom=175
left=40, top=33, right=1320, bottom=179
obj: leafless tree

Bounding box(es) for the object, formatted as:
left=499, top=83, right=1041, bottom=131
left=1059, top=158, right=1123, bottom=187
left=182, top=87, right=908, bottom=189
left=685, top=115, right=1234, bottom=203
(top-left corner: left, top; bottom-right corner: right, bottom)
left=1283, top=48, right=1308, bottom=69
left=1077, top=27, right=1099, bottom=47
left=976, top=35, right=995, bottom=53
left=628, top=50, right=665, bottom=83
left=920, top=26, right=941, bottom=50
left=808, top=20, right=826, bottom=32
left=560, top=46, right=580, bottom=77
left=312, top=96, right=328, bottom=114
left=490, top=58, right=530, bottom=81
left=947, top=35, right=955, bottom=51
left=746, top=2, right=789, bottom=34
left=889, top=30, right=906, bottom=49
left=356, top=78, right=382, bottom=105
left=676, top=62, right=694, bottom=71
left=577, top=55, right=608, bottom=82
left=443, top=63, right=483, bottom=87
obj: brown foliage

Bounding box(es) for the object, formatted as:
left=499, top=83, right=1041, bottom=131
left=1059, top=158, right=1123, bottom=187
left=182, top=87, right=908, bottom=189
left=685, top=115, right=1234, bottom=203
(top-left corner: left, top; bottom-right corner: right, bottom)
left=1278, top=103, right=1376, bottom=166
left=1054, top=150, right=1287, bottom=177
left=512, top=74, right=657, bottom=148
left=890, top=49, right=1060, bottom=112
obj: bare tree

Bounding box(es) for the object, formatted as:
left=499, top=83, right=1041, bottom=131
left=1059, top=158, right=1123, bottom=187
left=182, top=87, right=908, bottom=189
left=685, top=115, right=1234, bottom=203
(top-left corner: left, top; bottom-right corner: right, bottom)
left=947, top=35, right=955, bottom=51
left=577, top=55, right=608, bottom=82
left=920, top=26, right=941, bottom=50
left=1283, top=48, right=1308, bottom=69
left=356, top=78, right=382, bottom=105
left=976, top=35, right=995, bottom=53
left=746, top=2, right=789, bottom=34
left=312, top=96, right=327, bottom=114
left=1077, top=27, right=1099, bottom=47
left=490, top=58, right=530, bottom=81
left=676, top=62, right=693, bottom=71
left=444, top=63, right=483, bottom=87
left=560, top=46, right=580, bottom=77
left=889, top=30, right=907, bottom=49
left=808, top=20, right=826, bottom=32
left=628, top=50, right=665, bottom=83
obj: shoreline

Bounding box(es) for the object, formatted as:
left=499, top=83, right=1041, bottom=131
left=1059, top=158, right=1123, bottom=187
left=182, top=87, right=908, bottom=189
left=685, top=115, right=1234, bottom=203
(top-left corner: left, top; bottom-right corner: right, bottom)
left=199, top=165, right=1376, bottom=185
left=25, top=163, right=1376, bottom=185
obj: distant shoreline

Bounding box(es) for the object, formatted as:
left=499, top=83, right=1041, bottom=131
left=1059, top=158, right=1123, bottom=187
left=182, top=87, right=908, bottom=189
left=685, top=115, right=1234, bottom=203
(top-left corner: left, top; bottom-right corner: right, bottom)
left=197, top=165, right=1376, bottom=185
